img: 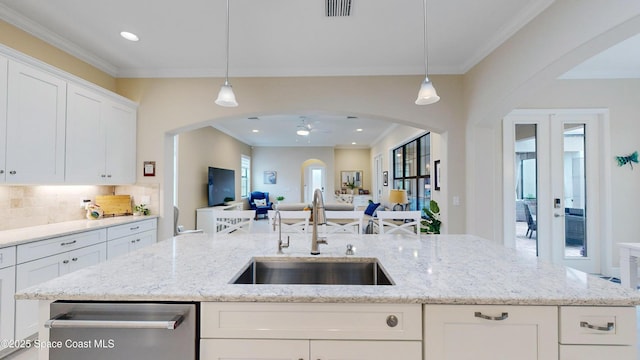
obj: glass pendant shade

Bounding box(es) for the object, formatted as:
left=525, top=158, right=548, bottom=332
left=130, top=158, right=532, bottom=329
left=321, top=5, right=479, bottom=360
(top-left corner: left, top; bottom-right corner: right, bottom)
left=415, top=76, right=440, bottom=105
left=215, top=81, right=238, bottom=107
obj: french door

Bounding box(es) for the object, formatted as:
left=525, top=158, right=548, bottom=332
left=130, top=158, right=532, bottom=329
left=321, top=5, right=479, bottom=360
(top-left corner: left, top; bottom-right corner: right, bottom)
left=504, top=110, right=609, bottom=274
left=304, top=165, right=326, bottom=203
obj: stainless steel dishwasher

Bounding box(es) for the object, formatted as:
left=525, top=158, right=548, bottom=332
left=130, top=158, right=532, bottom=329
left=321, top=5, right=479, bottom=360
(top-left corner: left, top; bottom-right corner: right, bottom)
left=45, top=301, right=197, bottom=360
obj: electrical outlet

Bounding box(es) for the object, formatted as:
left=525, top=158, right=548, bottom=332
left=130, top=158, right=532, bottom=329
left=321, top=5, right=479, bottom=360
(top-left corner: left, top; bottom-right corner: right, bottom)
left=80, top=198, right=91, bottom=208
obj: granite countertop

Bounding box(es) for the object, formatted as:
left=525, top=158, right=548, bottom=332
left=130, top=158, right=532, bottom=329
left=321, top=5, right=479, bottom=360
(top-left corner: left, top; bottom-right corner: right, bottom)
left=16, top=232, right=640, bottom=306
left=0, top=215, right=158, bottom=248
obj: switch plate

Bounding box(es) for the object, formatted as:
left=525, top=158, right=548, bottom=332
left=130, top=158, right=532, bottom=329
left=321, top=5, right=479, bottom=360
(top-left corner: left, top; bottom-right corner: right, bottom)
left=452, top=196, right=460, bottom=206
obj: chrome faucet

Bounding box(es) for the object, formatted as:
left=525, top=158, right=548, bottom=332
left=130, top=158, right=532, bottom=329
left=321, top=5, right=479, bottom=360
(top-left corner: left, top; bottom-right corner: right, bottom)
left=311, top=188, right=327, bottom=255
left=273, top=210, right=289, bottom=253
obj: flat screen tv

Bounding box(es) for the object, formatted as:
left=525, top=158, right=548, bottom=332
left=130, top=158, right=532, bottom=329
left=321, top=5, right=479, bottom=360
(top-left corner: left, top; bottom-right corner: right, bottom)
left=207, top=167, right=235, bottom=207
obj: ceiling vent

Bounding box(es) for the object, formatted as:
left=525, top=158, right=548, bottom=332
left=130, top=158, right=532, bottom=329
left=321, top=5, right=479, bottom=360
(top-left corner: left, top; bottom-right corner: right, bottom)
left=326, top=0, right=352, bottom=17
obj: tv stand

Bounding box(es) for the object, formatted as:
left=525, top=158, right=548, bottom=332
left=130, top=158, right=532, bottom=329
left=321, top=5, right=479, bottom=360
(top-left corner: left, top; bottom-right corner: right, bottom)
left=196, top=202, right=244, bottom=234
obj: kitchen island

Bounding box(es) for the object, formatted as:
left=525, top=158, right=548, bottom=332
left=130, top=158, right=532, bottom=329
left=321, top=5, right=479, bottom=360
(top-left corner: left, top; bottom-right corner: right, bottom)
left=17, top=233, right=640, bottom=359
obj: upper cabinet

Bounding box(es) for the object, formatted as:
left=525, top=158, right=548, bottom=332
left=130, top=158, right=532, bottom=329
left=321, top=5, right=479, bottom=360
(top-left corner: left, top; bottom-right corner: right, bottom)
left=0, top=56, right=7, bottom=183
left=2, top=60, right=66, bottom=184
left=0, top=46, right=137, bottom=185
left=66, top=84, right=136, bottom=184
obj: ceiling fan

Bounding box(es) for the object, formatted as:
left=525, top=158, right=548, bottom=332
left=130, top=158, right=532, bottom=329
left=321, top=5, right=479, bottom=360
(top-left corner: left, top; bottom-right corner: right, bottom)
left=295, top=117, right=331, bottom=137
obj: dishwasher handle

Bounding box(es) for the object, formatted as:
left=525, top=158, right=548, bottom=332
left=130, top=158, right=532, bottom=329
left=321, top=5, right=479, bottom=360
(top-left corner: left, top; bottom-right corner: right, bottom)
left=45, top=314, right=184, bottom=330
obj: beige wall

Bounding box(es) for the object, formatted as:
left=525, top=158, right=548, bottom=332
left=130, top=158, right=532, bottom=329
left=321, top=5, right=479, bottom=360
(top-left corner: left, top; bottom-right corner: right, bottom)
left=0, top=20, right=116, bottom=91
left=177, top=126, right=252, bottom=230
left=115, top=76, right=467, bottom=240
left=334, top=149, right=371, bottom=191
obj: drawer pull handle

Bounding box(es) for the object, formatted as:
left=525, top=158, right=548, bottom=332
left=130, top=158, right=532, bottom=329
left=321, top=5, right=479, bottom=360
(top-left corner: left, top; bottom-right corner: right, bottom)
left=60, top=240, right=77, bottom=246
left=72, top=257, right=78, bottom=262
left=580, top=321, right=614, bottom=332
left=130, top=226, right=140, bottom=230
left=475, top=312, right=509, bottom=321
left=63, top=260, right=69, bottom=264
left=386, top=314, right=398, bottom=327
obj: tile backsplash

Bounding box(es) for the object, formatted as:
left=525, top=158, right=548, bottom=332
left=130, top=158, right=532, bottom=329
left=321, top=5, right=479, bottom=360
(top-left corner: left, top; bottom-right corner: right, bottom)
left=0, top=184, right=160, bottom=231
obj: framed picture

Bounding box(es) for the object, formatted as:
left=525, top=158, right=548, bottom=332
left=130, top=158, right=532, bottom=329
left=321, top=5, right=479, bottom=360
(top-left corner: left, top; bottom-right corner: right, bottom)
left=264, top=170, right=277, bottom=184
left=383, top=171, right=388, bottom=186
left=434, top=160, right=441, bottom=191
left=143, top=161, right=156, bottom=177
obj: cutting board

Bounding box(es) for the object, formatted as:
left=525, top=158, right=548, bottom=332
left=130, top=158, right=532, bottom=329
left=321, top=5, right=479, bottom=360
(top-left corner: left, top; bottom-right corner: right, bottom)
left=95, top=195, right=132, bottom=216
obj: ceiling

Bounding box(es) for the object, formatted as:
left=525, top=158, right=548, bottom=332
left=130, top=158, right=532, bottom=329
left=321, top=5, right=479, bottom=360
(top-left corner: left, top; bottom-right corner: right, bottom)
left=1, top=0, right=638, bottom=147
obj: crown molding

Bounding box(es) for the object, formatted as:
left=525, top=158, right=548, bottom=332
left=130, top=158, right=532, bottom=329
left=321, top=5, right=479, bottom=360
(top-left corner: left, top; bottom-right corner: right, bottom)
left=0, top=3, right=118, bottom=76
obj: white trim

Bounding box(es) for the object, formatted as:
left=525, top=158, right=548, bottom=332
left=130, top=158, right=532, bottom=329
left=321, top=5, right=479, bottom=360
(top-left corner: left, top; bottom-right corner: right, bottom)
left=0, top=4, right=118, bottom=76
left=0, top=43, right=136, bottom=108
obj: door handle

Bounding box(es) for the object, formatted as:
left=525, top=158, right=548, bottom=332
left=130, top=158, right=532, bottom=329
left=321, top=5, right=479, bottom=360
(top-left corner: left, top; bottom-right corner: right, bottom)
left=45, top=314, right=185, bottom=330
left=554, top=213, right=565, bottom=218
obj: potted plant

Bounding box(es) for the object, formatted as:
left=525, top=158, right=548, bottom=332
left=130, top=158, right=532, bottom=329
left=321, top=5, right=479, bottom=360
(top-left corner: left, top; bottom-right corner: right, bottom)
left=276, top=195, right=285, bottom=204
left=346, top=180, right=356, bottom=194
left=421, top=200, right=441, bottom=234
left=134, top=203, right=150, bottom=216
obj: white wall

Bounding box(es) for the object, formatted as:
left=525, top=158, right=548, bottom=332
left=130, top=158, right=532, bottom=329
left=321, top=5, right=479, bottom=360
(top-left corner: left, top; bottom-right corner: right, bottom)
left=251, top=147, right=335, bottom=203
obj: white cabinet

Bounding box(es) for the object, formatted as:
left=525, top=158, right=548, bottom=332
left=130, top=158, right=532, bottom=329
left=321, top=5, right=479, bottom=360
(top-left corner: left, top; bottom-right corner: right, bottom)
left=0, top=56, right=7, bottom=182
left=66, top=83, right=136, bottom=184
left=4, top=60, right=66, bottom=184
left=201, top=302, right=422, bottom=360
left=0, top=246, right=16, bottom=350
left=424, top=304, right=558, bottom=360
left=559, top=306, right=637, bottom=359
left=15, top=231, right=107, bottom=340
left=201, top=339, right=421, bottom=360
left=106, top=218, right=157, bottom=259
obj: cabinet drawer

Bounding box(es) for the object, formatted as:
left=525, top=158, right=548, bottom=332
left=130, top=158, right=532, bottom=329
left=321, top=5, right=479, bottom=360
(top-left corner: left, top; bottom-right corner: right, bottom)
left=0, top=246, right=16, bottom=268
left=17, top=229, right=105, bottom=264
left=560, top=344, right=637, bottom=359
left=201, top=302, right=422, bottom=340
left=107, top=218, right=157, bottom=240
left=560, top=306, right=636, bottom=345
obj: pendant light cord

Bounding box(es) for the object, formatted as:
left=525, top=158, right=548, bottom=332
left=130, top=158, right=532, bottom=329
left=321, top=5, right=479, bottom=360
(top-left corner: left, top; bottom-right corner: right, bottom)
left=423, top=0, right=429, bottom=75
left=224, top=0, right=230, bottom=83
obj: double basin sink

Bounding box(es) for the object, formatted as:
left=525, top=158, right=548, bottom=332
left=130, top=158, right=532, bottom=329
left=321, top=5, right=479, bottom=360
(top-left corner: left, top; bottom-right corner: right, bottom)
left=231, top=257, right=394, bottom=286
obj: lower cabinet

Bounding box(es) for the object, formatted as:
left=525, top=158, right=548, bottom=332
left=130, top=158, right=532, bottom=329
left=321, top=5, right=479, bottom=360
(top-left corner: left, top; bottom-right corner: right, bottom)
left=424, top=304, right=558, bottom=360
left=559, top=306, right=637, bottom=359
left=0, top=264, right=16, bottom=352
left=107, top=230, right=156, bottom=259
left=15, top=242, right=106, bottom=340
left=201, top=339, right=422, bottom=360
left=201, top=302, right=422, bottom=360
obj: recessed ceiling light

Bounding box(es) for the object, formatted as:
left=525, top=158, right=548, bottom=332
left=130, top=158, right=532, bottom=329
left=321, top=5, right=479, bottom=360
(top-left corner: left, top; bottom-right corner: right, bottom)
left=352, top=142, right=357, bottom=145
left=120, top=31, right=139, bottom=42
left=356, top=128, right=363, bottom=132
left=252, top=129, right=259, bottom=133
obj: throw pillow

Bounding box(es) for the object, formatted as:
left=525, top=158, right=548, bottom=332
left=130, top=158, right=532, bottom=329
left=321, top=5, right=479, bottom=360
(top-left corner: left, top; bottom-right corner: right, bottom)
left=364, top=202, right=380, bottom=216
left=254, top=199, right=267, bottom=207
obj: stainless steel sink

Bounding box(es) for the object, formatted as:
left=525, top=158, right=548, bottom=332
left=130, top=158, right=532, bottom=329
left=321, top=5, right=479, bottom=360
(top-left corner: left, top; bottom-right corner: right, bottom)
left=230, top=257, right=394, bottom=285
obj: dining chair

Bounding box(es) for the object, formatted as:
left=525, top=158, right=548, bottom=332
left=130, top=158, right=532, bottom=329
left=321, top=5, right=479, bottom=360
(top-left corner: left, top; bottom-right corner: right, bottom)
left=212, top=210, right=256, bottom=236
left=268, top=210, right=311, bottom=234
left=323, top=210, right=365, bottom=235
left=376, top=210, right=422, bottom=236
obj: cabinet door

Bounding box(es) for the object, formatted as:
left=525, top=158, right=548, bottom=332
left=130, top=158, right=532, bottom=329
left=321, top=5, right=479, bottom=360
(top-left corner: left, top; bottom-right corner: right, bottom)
left=65, top=83, right=106, bottom=183
left=6, top=60, right=66, bottom=184
left=0, top=55, right=7, bottom=182
left=201, top=339, right=308, bottom=360
left=15, top=252, right=67, bottom=339
left=65, top=243, right=107, bottom=274
left=103, top=101, right=136, bottom=184
left=424, top=305, right=558, bottom=360
left=107, top=236, right=133, bottom=260
left=311, top=340, right=422, bottom=360
left=0, top=266, right=16, bottom=348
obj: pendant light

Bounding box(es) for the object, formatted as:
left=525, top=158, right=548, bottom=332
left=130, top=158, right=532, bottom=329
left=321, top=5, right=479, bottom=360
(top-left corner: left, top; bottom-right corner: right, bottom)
left=215, top=0, right=238, bottom=107
left=415, top=0, right=440, bottom=105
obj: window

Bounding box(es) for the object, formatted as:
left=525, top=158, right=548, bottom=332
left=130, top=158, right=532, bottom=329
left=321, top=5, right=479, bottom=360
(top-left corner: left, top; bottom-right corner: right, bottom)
left=241, top=155, right=250, bottom=198
left=392, top=133, right=431, bottom=212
